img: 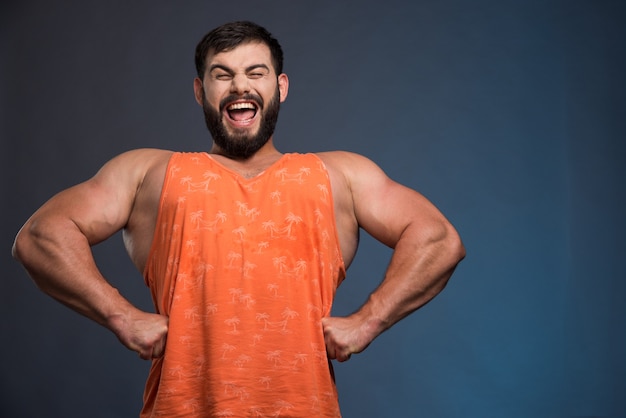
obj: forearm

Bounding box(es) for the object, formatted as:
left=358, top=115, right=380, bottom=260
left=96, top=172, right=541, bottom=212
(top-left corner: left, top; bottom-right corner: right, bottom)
left=356, top=221, right=465, bottom=340
left=12, top=216, right=137, bottom=332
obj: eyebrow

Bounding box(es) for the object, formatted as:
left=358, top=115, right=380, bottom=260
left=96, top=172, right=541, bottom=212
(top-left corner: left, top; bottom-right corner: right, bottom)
left=209, top=63, right=271, bottom=74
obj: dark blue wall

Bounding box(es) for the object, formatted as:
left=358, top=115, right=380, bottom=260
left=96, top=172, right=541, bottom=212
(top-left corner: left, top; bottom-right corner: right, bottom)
left=2, top=1, right=624, bottom=416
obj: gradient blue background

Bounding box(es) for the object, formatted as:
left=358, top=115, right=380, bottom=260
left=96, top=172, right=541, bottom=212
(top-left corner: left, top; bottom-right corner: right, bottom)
left=1, top=1, right=624, bottom=417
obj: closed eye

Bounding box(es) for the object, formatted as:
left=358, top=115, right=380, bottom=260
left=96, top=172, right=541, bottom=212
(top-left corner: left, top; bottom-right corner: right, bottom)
left=246, top=64, right=270, bottom=79
left=214, top=73, right=233, bottom=81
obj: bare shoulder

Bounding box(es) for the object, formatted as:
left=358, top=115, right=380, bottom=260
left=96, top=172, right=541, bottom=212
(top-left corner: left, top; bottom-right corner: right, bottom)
left=318, top=150, right=395, bottom=189
left=91, top=148, right=173, bottom=206
left=95, top=148, right=173, bottom=181
left=315, top=150, right=372, bottom=201
left=316, top=150, right=392, bottom=197
left=316, top=150, right=382, bottom=176
left=317, top=150, right=449, bottom=249
left=114, top=148, right=174, bottom=206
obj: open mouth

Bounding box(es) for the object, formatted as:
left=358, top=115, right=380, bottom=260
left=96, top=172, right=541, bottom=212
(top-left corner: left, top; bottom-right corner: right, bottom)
left=225, top=101, right=258, bottom=123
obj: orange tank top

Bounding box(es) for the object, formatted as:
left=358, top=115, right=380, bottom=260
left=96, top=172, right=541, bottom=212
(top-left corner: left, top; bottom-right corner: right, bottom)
left=141, top=152, right=346, bottom=417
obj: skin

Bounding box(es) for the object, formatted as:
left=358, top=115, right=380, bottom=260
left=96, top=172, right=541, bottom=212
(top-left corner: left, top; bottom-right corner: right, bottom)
left=13, top=41, right=465, bottom=363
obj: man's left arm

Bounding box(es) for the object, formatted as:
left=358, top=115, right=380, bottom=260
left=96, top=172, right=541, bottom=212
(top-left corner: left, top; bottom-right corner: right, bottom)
left=322, top=153, right=465, bottom=362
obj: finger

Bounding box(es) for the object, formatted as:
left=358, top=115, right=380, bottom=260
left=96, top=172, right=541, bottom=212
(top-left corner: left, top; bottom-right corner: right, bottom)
left=138, top=339, right=160, bottom=360
left=138, top=348, right=152, bottom=361
left=152, top=338, right=166, bottom=359
left=324, top=339, right=336, bottom=360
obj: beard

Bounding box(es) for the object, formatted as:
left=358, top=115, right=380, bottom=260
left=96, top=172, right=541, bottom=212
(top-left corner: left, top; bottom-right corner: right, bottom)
left=201, top=87, right=281, bottom=160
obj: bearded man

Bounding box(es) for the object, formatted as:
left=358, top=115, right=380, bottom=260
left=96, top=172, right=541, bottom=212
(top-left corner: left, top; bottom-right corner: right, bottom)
left=13, top=21, right=465, bottom=417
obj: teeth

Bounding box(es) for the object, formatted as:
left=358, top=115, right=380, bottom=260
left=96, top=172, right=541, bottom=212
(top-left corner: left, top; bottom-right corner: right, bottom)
left=228, top=102, right=256, bottom=110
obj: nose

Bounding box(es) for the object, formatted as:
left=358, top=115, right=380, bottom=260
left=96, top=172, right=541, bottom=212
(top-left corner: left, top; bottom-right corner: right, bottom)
left=230, top=73, right=250, bottom=95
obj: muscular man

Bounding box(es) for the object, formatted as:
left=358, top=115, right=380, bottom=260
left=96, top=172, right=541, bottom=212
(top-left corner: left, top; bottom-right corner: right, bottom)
left=13, top=21, right=465, bottom=417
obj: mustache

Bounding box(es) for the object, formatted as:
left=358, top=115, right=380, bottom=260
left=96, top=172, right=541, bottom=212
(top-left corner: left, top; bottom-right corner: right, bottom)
left=219, top=93, right=264, bottom=112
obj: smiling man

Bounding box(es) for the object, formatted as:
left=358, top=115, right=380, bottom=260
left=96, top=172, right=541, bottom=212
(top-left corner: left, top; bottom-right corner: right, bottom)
left=13, top=21, right=465, bottom=417
left=197, top=38, right=287, bottom=160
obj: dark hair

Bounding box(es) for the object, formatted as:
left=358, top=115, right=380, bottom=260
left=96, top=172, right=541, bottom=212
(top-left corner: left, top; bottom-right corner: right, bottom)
left=195, top=21, right=284, bottom=78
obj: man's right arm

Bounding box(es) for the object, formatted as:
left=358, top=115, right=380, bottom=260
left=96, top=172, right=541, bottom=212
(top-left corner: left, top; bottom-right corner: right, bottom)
left=12, top=149, right=169, bottom=359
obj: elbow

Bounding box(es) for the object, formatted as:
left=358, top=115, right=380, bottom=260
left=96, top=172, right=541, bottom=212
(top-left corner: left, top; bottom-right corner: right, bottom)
left=11, top=237, right=21, bottom=262
left=447, top=224, right=465, bottom=266
left=428, top=220, right=465, bottom=270
left=431, top=223, right=465, bottom=292
left=12, top=220, right=35, bottom=265
left=12, top=217, right=61, bottom=290
left=12, top=216, right=53, bottom=267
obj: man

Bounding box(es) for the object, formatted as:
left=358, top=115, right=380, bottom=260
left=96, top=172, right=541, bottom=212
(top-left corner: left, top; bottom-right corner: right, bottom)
left=13, top=21, right=465, bottom=417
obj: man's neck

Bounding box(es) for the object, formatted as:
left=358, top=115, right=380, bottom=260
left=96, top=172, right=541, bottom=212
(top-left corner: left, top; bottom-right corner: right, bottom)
left=209, top=141, right=283, bottom=178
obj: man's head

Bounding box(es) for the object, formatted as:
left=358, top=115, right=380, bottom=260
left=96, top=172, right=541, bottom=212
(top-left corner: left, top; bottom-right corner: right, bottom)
left=193, top=21, right=288, bottom=160
left=195, top=21, right=284, bottom=78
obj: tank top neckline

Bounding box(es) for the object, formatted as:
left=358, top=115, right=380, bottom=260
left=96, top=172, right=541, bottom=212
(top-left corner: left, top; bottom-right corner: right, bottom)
left=201, top=152, right=296, bottom=182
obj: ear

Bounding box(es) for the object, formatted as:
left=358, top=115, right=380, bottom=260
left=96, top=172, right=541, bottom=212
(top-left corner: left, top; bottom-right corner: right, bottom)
left=278, top=73, right=289, bottom=103
left=193, top=77, right=204, bottom=106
